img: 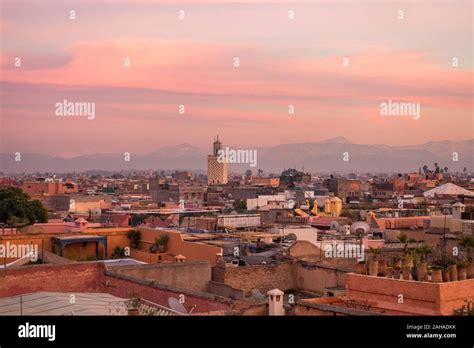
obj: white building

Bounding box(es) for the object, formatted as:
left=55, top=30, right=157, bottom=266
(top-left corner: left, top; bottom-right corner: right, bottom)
left=217, top=214, right=261, bottom=229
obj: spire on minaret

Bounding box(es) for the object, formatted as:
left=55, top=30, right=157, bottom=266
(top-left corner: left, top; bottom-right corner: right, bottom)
left=213, top=135, right=222, bottom=155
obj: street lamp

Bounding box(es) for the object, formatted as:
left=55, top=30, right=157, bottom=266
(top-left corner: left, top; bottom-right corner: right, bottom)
left=441, top=208, right=450, bottom=264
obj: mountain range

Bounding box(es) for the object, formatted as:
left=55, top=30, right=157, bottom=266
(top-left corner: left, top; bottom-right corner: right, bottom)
left=1, top=138, right=472, bottom=174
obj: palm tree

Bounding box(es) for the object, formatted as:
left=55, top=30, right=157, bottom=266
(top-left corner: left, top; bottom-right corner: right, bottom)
left=416, top=244, right=432, bottom=263
left=398, top=233, right=409, bottom=253
left=369, top=247, right=382, bottom=261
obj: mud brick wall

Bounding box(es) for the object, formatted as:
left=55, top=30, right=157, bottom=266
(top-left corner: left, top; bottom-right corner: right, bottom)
left=217, top=262, right=295, bottom=295
left=0, top=262, right=101, bottom=298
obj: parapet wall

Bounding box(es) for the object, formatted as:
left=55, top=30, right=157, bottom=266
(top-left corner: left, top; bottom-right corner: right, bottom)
left=214, top=259, right=350, bottom=296
left=0, top=262, right=102, bottom=298
left=102, top=270, right=232, bottom=313
left=0, top=261, right=232, bottom=314
left=216, top=262, right=295, bottom=295
left=346, top=273, right=474, bottom=315
left=106, top=260, right=211, bottom=292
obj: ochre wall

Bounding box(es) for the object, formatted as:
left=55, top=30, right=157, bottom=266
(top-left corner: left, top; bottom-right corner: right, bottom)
left=137, top=229, right=222, bottom=266
left=0, top=228, right=131, bottom=262
left=0, top=228, right=222, bottom=266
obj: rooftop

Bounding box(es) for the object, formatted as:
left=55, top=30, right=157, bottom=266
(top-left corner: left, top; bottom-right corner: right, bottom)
left=0, top=292, right=128, bottom=316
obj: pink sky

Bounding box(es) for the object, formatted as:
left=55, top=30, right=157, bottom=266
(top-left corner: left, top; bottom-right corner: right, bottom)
left=0, top=0, right=472, bottom=156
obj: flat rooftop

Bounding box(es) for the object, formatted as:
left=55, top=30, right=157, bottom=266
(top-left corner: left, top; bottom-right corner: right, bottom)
left=108, top=209, right=219, bottom=214
left=0, top=291, right=181, bottom=316
left=52, top=235, right=104, bottom=241
left=0, top=292, right=128, bottom=316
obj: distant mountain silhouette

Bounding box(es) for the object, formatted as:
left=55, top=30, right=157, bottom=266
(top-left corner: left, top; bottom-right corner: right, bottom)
left=1, top=139, right=472, bottom=173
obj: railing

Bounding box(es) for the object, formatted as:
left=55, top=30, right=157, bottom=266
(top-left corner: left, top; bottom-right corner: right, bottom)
left=0, top=294, right=186, bottom=316
left=133, top=298, right=186, bottom=316
left=0, top=227, right=20, bottom=235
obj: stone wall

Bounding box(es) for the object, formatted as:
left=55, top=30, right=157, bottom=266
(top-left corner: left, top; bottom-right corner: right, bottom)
left=295, top=262, right=348, bottom=295
left=216, top=262, right=295, bottom=295
left=214, top=259, right=351, bottom=297
left=208, top=280, right=245, bottom=300
left=106, top=261, right=211, bottom=292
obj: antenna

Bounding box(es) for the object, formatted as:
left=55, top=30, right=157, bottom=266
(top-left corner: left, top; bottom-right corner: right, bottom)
left=329, top=220, right=339, bottom=231
left=167, top=297, right=188, bottom=314
left=350, top=221, right=371, bottom=236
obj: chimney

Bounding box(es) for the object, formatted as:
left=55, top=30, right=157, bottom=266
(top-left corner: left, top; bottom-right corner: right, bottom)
left=451, top=202, right=465, bottom=220
left=267, top=288, right=284, bottom=316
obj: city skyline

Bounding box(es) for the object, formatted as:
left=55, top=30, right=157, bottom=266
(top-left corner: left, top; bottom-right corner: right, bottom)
left=1, top=136, right=472, bottom=173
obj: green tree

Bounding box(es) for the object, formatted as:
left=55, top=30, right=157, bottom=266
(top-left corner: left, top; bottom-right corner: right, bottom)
left=340, top=209, right=359, bottom=222
left=416, top=244, right=432, bottom=262
left=0, top=187, right=48, bottom=225
left=233, top=199, right=247, bottom=212
left=127, top=229, right=142, bottom=249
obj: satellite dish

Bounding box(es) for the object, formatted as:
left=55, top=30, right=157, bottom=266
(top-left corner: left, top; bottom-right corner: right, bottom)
left=251, top=289, right=266, bottom=302
left=350, top=221, right=371, bottom=236
left=329, top=221, right=339, bottom=231
left=168, top=297, right=188, bottom=314
left=341, top=225, right=351, bottom=235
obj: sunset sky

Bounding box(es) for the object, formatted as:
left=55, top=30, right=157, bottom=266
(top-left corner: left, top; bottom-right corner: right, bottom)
left=0, top=0, right=472, bottom=157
